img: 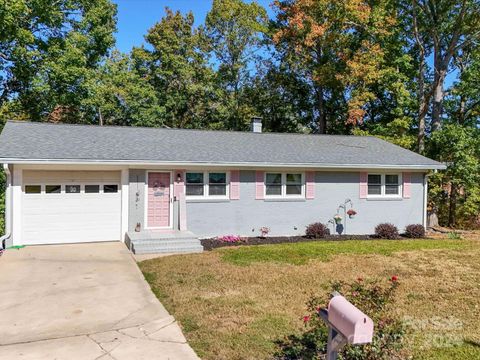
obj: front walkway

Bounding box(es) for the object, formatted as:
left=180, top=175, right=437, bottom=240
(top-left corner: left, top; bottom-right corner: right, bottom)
left=0, top=242, right=199, bottom=360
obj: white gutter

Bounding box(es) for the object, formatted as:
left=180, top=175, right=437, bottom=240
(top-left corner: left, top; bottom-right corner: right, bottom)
left=0, top=158, right=447, bottom=170
left=0, top=164, right=12, bottom=249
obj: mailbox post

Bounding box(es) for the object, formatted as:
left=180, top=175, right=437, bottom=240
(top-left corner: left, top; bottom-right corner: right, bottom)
left=319, top=292, right=374, bottom=360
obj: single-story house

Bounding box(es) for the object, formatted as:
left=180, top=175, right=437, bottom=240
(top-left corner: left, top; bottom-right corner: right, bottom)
left=0, top=120, right=445, bottom=253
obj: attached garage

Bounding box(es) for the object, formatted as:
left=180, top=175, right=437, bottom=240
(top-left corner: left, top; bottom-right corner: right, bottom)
left=21, top=170, right=122, bottom=245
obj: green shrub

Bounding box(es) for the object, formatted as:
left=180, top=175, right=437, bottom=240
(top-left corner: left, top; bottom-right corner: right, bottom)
left=275, top=277, right=406, bottom=359
left=447, top=231, right=462, bottom=240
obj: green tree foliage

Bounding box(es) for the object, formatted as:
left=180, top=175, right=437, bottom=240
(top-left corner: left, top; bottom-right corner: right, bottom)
left=82, top=51, right=164, bottom=127
left=428, top=125, right=480, bottom=228
left=205, top=0, right=268, bottom=130
left=0, top=0, right=117, bottom=123
left=132, top=8, right=218, bottom=129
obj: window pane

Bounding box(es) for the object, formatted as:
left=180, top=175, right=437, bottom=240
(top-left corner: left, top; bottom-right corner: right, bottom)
left=66, top=185, right=80, bottom=194
left=286, top=185, right=302, bottom=195
left=25, top=185, right=41, bottom=194
left=368, top=185, right=382, bottom=195
left=186, top=172, right=203, bottom=184
left=386, top=185, right=399, bottom=195
left=209, top=185, right=226, bottom=196
left=266, top=173, right=281, bottom=184
left=104, top=185, right=118, bottom=193
left=286, top=173, right=301, bottom=184
left=368, top=174, right=381, bottom=184
left=85, top=185, right=100, bottom=193
left=46, top=185, right=61, bottom=194
left=385, top=175, right=399, bottom=185
left=186, top=185, right=204, bottom=196
left=266, top=185, right=282, bottom=195
left=209, top=172, right=226, bottom=184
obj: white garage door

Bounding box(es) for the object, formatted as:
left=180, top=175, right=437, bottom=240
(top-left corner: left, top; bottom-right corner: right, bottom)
left=22, top=171, right=122, bottom=245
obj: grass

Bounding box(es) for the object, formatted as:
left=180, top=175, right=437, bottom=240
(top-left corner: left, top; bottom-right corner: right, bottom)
left=220, top=238, right=468, bottom=265
left=139, top=237, right=480, bottom=359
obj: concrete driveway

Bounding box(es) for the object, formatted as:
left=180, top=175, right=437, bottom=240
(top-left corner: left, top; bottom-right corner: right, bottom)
left=0, top=242, right=199, bottom=360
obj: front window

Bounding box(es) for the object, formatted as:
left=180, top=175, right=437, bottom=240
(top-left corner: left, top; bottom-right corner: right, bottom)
left=266, top=173, right=282, bottom=196
left=265, top=173, right=304, bottom=198
left=208, top=173, right=227, bottom=196
left=186, top=172, right=204, bottom=196
left=368, top=174, right=401, bottom=197
left=186, top=171, right=228, bottom=198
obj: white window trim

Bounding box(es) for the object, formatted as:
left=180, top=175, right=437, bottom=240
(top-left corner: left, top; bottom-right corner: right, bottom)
left=264, top=172, right=305, bottom=199
left=367, top=173, right=402, bottom=199
left=185, top=171, right=230, bottom=200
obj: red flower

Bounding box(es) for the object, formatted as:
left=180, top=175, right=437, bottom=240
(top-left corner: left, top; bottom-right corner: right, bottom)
left=303, top=315, right=311, bottom=323
left=357, top=277, right=363, bottom=282
left=391, top=275, right=398, bottom=282
left=315, top=306, right=322, bottom=313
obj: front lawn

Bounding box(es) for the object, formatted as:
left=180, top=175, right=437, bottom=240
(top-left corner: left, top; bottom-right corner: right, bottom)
left=139, top=238, right=480, bottom=359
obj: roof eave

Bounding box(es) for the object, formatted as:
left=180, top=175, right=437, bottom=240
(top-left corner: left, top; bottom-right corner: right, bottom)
left=0, top=158, right=447, bottom=170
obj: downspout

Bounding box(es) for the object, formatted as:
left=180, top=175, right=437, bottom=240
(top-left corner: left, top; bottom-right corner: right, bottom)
left=1, top=164, right=12, bottom=249
left=423, top=170, right=435, bottom=229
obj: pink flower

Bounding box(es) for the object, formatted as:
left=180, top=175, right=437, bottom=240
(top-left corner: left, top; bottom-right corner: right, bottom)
left=303, top=315, right=311, bottom=323
left=316, top=306, right=322, bottom=313
left=391, top=275, right=398, bottom=282
left=352, top=291, right=359, bottom=297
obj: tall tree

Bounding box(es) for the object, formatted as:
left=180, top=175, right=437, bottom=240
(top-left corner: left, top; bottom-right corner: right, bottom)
left=205, top=0, right=268, bottom=130
left=82, top=51, right=164, bottom=127
left=132, top=8, right=217, bottom=129
left=0, top=0, right=117, bottom=123
left=403, top=0, right=480, bottom=149
left=272, top=0, right=398, bottom=134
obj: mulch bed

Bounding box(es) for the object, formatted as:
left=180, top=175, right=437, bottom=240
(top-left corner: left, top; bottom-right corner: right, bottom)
left=201, top=234, right=373, bottom=251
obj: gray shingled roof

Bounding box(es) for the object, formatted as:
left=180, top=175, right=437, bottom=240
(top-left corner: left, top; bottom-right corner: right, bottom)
left=0, top=121, right=445, bottom=169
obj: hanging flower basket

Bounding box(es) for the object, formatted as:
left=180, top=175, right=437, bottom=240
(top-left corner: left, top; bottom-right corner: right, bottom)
left=347, top=209, right=357, bottom=219
left=333, top=214, right=342, bottom=224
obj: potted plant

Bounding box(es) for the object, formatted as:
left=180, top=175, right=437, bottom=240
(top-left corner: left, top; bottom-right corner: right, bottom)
left=259, top=226, right=270, bottom=238
left=347, top=209, right=357, bottom=219
left=333, top=214, right=342, bottom=224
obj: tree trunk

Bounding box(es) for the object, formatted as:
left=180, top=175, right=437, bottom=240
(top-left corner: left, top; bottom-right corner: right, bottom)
left=448, top=184, right=457, bottom=227
left=417, top=52, right=427, bottom=154
left=431, top=67, right=447, bottom=131
left=316, top=85, right=327, bottom=134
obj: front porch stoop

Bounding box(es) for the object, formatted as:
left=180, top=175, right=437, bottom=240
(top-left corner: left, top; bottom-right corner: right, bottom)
left=125, top=230, right=204, bottom=255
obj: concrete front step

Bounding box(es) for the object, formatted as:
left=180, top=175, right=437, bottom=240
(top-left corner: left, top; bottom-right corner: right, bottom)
left=126, top=232, right=204, bottom=254
left=131, top=243, right=204, bottom=255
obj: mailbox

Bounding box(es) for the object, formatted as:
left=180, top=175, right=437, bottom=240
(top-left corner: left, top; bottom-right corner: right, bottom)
left=327, top=294, right=374, bottom=344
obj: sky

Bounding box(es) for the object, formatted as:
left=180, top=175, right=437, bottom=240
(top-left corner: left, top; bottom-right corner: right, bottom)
left=113, top=0, right=273, bottom=53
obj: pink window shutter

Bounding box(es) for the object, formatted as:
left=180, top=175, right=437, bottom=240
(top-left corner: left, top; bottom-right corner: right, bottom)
left=359, top=172, right=368, bottom=199
left=230, top=170, right=240, bottom=200
left=255, top=171, right=265, bottom=200
left=306, top=171, right=315, bottom=199
left=403, top=172, right=411, bottom=198
left=174, top=170, right=185, bottom=198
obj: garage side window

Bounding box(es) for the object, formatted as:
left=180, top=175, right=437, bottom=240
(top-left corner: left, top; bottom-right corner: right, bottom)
left=66, top=185, right=80, bottom=194
left=104, top=185, right=118, bottom=193
left=85, top=185, right=100, bottom=193
left=46, top=185, right=61, bottom=194
left=25, top=185, right=41, bottom=194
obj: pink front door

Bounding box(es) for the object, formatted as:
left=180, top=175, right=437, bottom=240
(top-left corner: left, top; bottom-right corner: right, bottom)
left=147, top=172, right=171, bottom=228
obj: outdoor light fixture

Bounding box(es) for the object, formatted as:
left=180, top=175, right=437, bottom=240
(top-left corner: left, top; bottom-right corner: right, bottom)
left=177, top=173, right=182, bottom=182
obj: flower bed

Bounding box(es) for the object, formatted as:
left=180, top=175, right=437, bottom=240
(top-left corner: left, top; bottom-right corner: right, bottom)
left=201, top=234, right=373, bottom=251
